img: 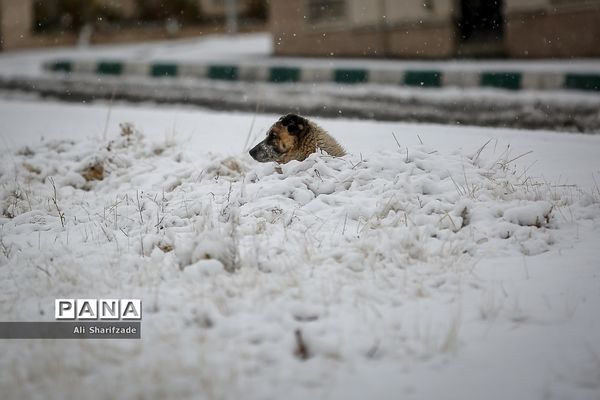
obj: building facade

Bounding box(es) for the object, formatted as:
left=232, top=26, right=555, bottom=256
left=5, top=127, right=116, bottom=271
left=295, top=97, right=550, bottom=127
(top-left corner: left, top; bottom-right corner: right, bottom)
left=0, top=0, right=260, bottom=50
left=270, top=0, right=600, bottom=58
left=199, top=0, right=252, bottom=18
left=0, top=0, right=33, bottom=51
left=504, top=0, right=600, bottom=57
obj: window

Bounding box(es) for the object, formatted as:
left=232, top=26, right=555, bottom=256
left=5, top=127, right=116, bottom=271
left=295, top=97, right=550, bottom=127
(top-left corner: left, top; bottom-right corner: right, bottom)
left=306, top=0, right=346, bottom=24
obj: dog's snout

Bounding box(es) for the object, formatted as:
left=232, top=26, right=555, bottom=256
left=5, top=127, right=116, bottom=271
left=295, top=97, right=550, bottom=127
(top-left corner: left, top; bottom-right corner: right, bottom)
left=249, top=142, right=275, bottom=163
left=249, top=146, right=259, bottom=160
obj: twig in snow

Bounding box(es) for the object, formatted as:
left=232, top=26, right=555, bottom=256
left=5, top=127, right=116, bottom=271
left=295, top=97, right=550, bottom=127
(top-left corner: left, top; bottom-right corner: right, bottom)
left=0, top=236, right=12, bottom=259
left=35, top=264, right=51, bottom=278
left=294, top=329, right=309, bottom=360
left=449, top=173, right=465, bottom=197
left=505, top=150, right=533, bottom=165
left=136, top=190, right=144, bottom=224
left=471, top=138, right=492, bottom=164
left=243, top=102, right=261, bottom=152
left=102, top=87, right=117, bottom=141
left=440, top=212, right=458, bottom=231
left=391, top=132, right=401, bottom=151
left=592, top=173, right=600, bottom=201
left=49, top=177, right=65, bottom=228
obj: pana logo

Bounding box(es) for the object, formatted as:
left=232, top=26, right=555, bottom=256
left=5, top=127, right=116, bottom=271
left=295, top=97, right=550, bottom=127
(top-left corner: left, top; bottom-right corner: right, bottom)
left=55, top=299, right=142, bottom=320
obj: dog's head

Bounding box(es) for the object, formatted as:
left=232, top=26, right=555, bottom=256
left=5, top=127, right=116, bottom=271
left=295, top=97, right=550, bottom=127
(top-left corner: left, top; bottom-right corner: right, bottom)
left=249, top=114, right=309, bottom=163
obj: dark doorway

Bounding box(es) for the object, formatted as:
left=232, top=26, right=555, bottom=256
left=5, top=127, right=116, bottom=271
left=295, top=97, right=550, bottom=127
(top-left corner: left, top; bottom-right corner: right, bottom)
left=457, top=0, right=504, bottom=57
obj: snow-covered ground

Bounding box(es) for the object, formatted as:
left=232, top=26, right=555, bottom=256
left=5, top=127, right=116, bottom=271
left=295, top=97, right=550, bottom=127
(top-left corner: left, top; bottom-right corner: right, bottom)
left=1, top=96, right=599, bottom=399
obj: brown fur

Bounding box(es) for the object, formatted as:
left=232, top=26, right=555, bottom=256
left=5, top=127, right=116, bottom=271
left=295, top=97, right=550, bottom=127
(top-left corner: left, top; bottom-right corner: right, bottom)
left=249, top=114, right=346, bottom=164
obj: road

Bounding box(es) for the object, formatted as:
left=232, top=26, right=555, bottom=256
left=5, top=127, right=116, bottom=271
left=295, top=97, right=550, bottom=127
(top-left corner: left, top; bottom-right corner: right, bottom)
left=1, top=74, right=599, bottom=133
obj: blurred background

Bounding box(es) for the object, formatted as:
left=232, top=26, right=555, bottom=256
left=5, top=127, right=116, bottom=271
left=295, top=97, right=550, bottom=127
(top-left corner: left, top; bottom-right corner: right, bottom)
left=1, top=0, right=599, bottom=58
left=1, top=0, right=268, bottom=48
left=0, top=1, right=599, bottom=133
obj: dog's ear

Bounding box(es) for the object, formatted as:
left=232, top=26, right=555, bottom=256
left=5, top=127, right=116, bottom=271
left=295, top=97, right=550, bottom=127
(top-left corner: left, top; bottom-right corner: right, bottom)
left=279, top=113, right=308, bottom=136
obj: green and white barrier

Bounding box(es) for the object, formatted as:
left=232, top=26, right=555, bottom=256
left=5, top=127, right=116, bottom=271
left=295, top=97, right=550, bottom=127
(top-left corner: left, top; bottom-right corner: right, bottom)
left=43, top=59, right=600, bottom=92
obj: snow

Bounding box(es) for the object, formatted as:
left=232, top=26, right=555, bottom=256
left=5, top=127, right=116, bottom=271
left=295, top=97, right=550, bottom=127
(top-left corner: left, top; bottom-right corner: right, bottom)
left=1, top=96, right=598, bottom=187
left=1, top=33, right=599, bottom=79
left=0, top=34, right=273, bottom=77
left=0, top=97, right=599, bottom=399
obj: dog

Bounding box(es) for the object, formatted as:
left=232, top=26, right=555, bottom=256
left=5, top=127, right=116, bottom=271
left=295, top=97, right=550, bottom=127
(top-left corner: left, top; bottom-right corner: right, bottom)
left=249, top=114, right=346, bottom=164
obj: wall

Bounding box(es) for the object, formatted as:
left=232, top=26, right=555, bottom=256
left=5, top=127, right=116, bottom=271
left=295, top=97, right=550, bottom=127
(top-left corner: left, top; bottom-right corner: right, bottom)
left=0, top=0, right=32, bottom=50
left=98, top=0, right=138, bottom=19
left=504, top=0, right=600, bottom=57
left=270, top=0, right=457, bottom=57
left=383, top=0, right=457, bottom=24
left=505, top=0, right=600, bottom=13
left=198, top=0, right=251, bottom=18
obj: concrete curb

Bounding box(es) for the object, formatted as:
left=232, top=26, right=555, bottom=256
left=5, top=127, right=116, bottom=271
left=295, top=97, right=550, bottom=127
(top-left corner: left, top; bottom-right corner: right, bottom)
left=43, top=59, right=600, bottom=92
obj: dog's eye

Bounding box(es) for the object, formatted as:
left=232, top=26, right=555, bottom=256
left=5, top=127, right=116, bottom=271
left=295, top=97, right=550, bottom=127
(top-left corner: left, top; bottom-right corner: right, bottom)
left=268, top=131, right=276, bottom=139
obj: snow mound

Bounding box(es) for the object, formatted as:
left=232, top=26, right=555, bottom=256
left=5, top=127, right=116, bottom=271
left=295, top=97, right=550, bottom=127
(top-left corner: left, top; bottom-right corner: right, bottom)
left=0, top=126, right=598, bottom=399
left=1, top=126, right=569, bottom=265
